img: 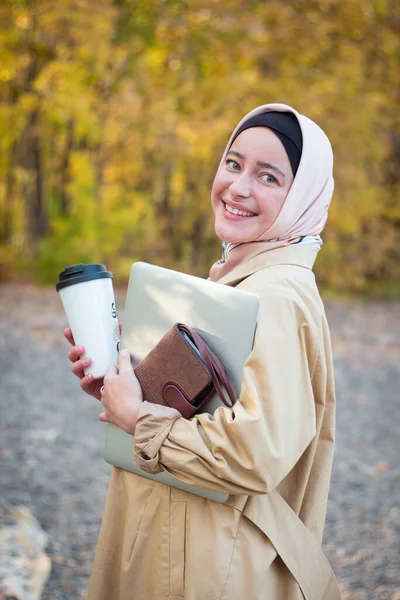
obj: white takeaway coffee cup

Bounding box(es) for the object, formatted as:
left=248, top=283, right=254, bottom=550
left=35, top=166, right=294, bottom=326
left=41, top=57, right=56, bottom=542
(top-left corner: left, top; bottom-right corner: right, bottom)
left=56, top=264, right=120, bottom=380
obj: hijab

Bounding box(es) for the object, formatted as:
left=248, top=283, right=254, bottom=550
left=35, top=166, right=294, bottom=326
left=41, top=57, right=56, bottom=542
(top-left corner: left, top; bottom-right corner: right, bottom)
left=208, top=103, right=334, bottom=282
left=232, top=111, right=303, bottom=176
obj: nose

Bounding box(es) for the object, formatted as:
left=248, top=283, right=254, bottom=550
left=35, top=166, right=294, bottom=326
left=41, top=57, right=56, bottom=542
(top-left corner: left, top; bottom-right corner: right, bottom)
left=229, top=172, right=252, bottom=200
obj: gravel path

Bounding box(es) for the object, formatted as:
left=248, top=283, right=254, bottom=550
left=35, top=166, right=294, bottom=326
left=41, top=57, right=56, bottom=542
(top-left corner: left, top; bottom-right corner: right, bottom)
left=0, top=283, right=399, bottom=599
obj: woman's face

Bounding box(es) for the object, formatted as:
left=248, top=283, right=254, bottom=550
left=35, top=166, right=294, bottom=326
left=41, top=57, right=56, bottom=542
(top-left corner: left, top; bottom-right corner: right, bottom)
left=211, top=127, right=294, bottom=244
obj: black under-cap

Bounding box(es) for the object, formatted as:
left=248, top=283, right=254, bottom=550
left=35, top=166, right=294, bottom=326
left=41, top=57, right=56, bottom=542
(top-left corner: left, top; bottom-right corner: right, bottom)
left=231, top=111, right=303, bottom=176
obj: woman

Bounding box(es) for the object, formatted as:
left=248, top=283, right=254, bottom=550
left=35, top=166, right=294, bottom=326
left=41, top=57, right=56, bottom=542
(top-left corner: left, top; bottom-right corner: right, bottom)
left=66, top=103, right=339, bottom=600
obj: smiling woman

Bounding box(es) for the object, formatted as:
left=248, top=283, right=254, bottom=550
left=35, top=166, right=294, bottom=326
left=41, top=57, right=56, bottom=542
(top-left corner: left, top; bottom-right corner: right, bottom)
left=65, top=102, right=339, bottom=600
left=209, top=105, right=332, bottom=280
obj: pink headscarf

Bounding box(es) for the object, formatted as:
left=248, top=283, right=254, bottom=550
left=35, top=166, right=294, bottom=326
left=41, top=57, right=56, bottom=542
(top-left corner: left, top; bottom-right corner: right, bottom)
left=209, top=103, right=334, bottom=282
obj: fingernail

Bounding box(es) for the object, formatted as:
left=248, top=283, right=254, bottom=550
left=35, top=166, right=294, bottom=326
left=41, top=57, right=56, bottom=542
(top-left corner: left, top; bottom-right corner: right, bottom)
left=120, top=349, right=129, bottom=357
left=82, top=359, right=90, bottom=366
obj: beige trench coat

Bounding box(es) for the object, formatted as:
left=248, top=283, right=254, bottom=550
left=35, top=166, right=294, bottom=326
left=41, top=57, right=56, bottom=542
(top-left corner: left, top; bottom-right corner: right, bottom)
left=87, top=246, right=339, bottom=600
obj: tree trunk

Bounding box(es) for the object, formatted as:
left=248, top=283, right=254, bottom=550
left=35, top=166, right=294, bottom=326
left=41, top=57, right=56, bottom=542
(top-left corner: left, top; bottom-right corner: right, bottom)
left=0, top=142, right=18, bottom=245
left=20, top=108, right=47, bottom=246
left=153, top=163, right=175, bottom=257
left=59, top=119, right=74, bottom=215
left=190, top=215, right=206, bottom=272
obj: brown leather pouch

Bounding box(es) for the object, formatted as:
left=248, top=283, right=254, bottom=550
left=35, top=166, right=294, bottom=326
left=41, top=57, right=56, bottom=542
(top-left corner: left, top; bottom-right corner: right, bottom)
left=134, top=323, right=235, bottom=419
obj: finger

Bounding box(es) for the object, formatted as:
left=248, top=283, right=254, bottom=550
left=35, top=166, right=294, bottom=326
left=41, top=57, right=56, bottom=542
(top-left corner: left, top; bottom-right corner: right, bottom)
left=71, top=358, right=91, bottom=378
left=68, top=345, right=85, bottom=363
left=80, top=374, right=96, bottom=393
left=104, top=364, right=118, bottom=384
left=118, top=349, right=134, bottom=373
left=99, top=411, right=109, bottom=423
left=100, top=386, right=107, bottom=405
left=81, top=373, right=100, bottom=400
left=64, top=328, right=76, bottom=346
left=80, top=374, right=102, bottom=400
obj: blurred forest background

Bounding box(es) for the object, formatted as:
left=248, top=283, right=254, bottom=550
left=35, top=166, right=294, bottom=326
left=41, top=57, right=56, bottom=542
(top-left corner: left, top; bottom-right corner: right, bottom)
left=1, top=0, right=399, bottom=295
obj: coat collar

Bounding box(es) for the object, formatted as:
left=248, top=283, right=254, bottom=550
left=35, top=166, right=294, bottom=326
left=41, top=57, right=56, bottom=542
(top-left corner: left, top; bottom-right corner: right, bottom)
left=215, top=245, right=319, bottom=287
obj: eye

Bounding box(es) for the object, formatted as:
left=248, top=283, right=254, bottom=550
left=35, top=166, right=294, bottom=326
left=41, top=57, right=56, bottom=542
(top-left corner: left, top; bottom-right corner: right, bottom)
left=225, top=159, right=241, bottom=171
left=260, top=173, right=278, bottom=185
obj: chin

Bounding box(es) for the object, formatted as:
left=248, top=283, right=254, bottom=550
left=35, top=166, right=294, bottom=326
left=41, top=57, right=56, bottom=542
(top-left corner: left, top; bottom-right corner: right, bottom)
left=214, top=223, right=251, bottom=244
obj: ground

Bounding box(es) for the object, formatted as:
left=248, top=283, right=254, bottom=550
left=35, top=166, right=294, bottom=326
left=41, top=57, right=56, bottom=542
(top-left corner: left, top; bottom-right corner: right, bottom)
left=0, top=283, right=399, bottom=599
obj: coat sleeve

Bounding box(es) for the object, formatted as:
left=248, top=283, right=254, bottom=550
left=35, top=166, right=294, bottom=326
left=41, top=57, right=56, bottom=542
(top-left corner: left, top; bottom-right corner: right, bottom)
left=133, top=289, right=320, bottom=495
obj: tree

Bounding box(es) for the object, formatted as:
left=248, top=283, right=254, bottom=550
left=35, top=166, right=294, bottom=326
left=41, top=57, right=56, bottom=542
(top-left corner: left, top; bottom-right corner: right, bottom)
left=0, top=0, right=398, bottom=293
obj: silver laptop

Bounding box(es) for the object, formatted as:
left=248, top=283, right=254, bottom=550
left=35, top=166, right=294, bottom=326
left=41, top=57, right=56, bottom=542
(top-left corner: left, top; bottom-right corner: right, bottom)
left=104, top=262, right=259, bottom=503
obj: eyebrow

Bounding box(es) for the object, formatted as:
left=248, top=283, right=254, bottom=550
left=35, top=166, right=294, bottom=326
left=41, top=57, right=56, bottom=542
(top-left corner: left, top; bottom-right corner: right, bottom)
left=226, top=149, right=286, bottom=180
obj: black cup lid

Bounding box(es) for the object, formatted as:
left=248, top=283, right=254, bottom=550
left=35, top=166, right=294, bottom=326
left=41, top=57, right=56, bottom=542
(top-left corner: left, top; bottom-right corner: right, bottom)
left=56, top=263, right=113, bottom=291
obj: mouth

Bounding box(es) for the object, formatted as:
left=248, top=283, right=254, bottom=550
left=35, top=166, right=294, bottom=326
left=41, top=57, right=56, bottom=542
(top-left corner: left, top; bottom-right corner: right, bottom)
left=223, top=202, right=257, bottom=219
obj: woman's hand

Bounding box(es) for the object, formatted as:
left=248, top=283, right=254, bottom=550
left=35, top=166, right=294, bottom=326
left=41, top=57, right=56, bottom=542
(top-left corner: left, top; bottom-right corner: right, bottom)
left=64, top=327, right=104, bottom=400
left=99, top=350, right=143, bottom=435
left=64, top=323, right=136, bottom=402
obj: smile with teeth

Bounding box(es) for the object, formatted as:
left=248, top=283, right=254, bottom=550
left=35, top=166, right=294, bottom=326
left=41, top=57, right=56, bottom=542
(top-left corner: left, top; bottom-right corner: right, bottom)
left=224, top=203, right=256, bottom=217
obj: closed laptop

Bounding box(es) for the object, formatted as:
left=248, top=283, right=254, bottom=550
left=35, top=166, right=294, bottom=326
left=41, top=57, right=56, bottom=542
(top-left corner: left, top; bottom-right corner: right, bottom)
left=104, top=262, right=259, bottom=503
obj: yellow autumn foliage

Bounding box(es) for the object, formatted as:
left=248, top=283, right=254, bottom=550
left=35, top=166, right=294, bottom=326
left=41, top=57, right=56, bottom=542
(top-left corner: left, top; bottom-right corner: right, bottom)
left=0, top=0, right=398, bottom=295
